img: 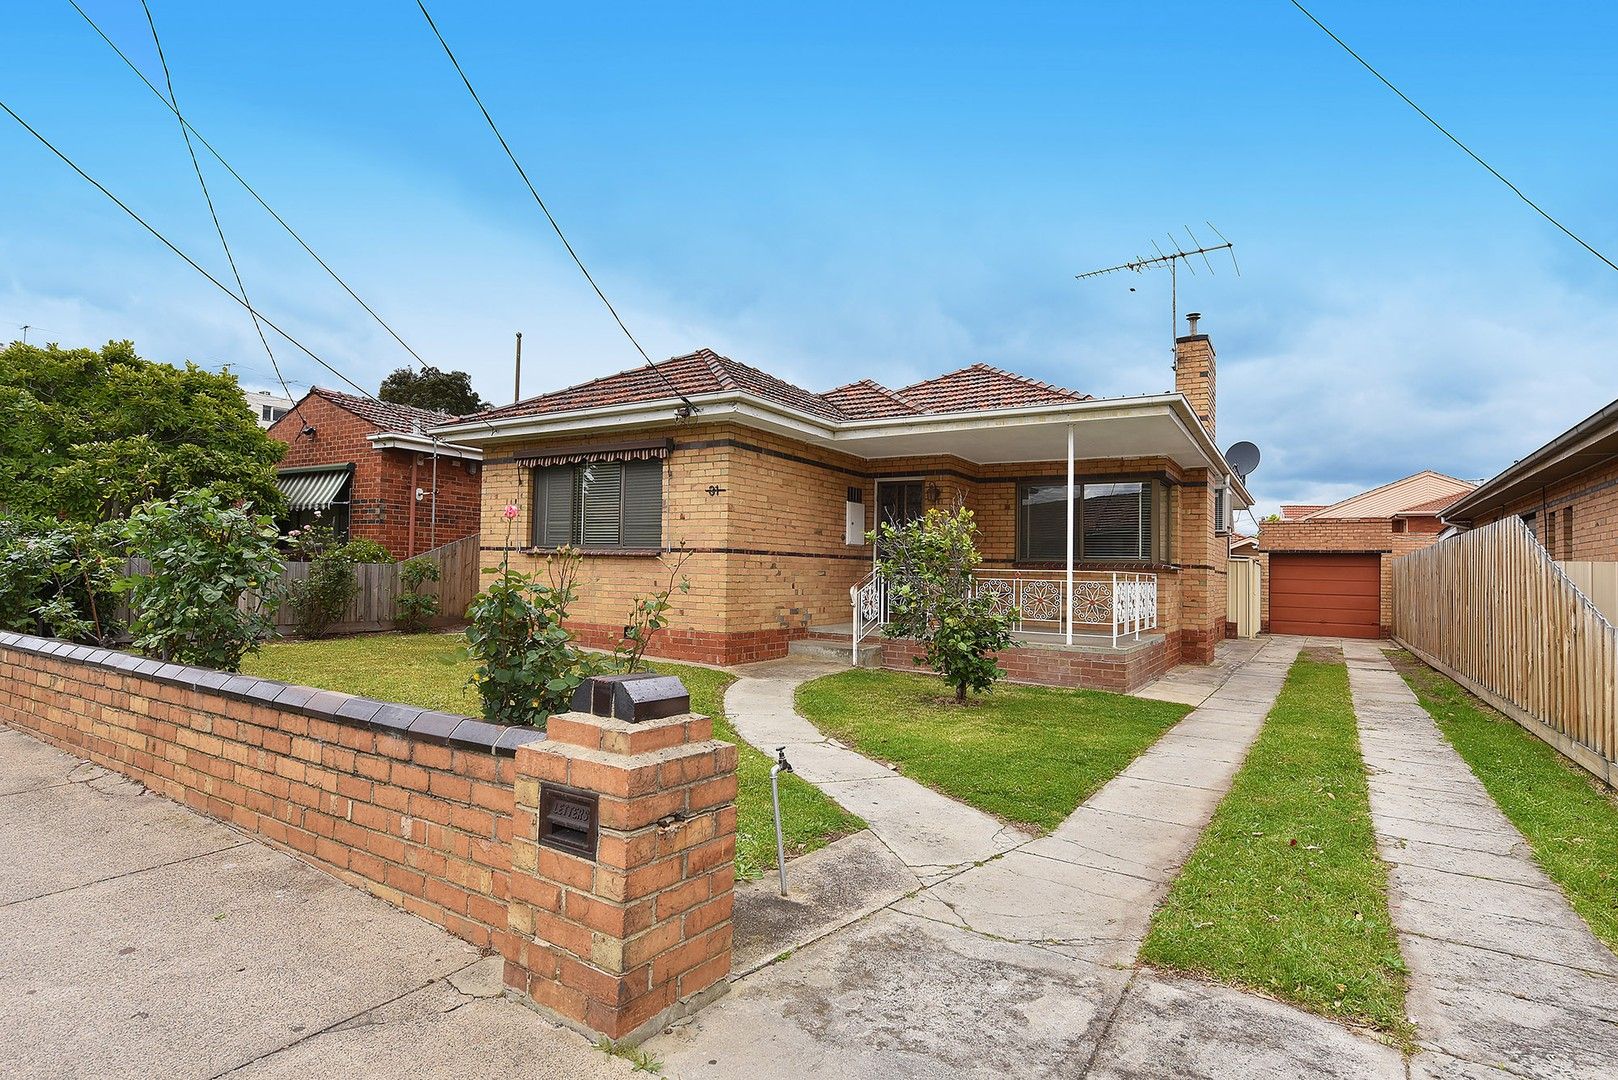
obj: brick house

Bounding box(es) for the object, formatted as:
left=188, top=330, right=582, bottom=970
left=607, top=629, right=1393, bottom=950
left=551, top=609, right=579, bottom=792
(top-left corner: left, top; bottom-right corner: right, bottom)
left=1256, top=471, right=1475, bottom=638
left=432, top=317, right=1253, bottom=691
left=266, top=388, right=483, bottom=559
left=1443, top=397, right=1618, bottom=562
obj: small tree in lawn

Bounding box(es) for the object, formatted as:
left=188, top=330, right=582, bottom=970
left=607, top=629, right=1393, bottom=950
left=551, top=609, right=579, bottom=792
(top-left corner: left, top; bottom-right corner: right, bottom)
left=872, top=507, right=1015, bottom=703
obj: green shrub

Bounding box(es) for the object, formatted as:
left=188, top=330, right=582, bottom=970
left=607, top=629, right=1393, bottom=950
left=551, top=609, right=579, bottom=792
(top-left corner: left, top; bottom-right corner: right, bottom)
left=394, top=555, right=441, bottom=632
left=337, top=537, right=395, bottom=564
left=873, top=507, right=1016, bottom=703
left=465, top=547, right=599, bottom=727
left=0, top=517, right=123, bottom=643
left=286, top=525, right=358, bottom=638
left=121, top=489, right=284, bottom=671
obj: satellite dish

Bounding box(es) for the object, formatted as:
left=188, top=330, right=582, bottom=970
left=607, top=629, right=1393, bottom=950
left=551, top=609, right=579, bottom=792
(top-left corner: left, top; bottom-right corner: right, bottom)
left=1225, top=441, right=1261, bottom=480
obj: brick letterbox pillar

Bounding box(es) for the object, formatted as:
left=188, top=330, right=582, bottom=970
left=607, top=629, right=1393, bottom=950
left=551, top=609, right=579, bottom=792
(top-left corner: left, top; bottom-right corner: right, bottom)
left=504, top=675, right=738, bottom=1042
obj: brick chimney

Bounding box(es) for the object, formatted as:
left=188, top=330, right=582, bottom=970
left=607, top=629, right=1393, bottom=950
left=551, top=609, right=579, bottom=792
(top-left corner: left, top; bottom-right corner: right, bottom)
left=1174, top=311, right=1215, bottom=438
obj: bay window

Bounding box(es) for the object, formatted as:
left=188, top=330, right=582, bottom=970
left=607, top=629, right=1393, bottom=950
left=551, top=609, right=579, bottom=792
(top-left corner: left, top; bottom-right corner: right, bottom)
left=1017, top=478, right=1166, bottom=562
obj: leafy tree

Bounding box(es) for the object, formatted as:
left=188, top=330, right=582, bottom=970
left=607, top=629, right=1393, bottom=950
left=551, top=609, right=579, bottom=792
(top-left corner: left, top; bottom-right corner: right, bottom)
left=120, top=490, right=285, bottom=671
left=0, top=517, right=124, bottom=644
left=873, top=507, right=1017, bottom=703
left=0, top=340, right=284, bottom=522
left=378, top=365, right=488, bottom=415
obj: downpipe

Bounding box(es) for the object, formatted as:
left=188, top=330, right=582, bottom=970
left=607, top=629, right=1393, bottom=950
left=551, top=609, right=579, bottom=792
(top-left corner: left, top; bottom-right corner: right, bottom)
left=770, top=747, right=794, bottom=897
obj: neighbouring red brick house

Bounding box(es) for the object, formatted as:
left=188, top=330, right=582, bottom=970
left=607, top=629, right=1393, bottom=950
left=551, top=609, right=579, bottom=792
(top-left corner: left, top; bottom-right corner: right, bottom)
left=266, top=388, right=482, bottom=558
left=1256, top=470, right=1475, bottom=638
left=1443, top=397, right=1618, bottom=562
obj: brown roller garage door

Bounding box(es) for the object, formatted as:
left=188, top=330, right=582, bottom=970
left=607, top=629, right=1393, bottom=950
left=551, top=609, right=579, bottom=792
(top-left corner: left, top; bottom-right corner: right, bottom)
left=1268, top=553, right=1381, bottom=638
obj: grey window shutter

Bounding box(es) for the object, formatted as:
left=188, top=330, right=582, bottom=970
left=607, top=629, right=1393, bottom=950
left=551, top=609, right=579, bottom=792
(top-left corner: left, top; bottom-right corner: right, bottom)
left=537, top=466, right=576, bottom=547
left=580, top=462, right=623, bottom=547
left=621, top=460, right=663, bottom=548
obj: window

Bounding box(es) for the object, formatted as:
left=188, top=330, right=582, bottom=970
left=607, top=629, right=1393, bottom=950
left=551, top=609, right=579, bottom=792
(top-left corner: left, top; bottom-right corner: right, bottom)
left=1548, top=510, right=1558, bottom=558
left=260, top=405, right=288, bottom=422
left=1017, top=479, right=1160, bottom=562
left=532, top=460, right=662, bottom=550
left=1564, top=507, right=1574, bottom=557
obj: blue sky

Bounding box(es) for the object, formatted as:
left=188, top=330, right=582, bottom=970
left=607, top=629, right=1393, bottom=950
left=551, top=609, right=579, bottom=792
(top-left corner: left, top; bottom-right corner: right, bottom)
left=4, top=2, right=1616, bottom=519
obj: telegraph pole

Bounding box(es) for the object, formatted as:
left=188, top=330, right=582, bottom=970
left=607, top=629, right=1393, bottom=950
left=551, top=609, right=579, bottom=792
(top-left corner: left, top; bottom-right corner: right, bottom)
left=513, top=331, right=523, bottom=403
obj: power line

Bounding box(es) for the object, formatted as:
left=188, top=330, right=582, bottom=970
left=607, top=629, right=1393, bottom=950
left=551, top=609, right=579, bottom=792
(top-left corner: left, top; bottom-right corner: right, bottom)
left=0, top=98, right=376, bottom=399
left=66, top=0, right=440, bottom=372
left=139, top=0, right=309, bottom=432
left=415, top=0, right=699, bottom=413
left=1287, top=0, right=1618, bottom=274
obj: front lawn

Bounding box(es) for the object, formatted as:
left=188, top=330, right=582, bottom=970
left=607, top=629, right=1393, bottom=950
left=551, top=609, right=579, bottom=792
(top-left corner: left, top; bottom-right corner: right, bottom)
left=243, top=633, right=862, bottom=878
left=1139, top=654, right=1411, bottom=1045
left=794, top=668, right=1191, bottom=832
left=1388, top=648, right=1618, bottom=952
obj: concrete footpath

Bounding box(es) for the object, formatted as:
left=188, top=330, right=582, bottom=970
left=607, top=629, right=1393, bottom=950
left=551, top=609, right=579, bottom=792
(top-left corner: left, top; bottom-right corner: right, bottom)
left=0, top=725, right=629, bottom=1080
left=652, top=637, right=1406, bottom=1078
left=1343, top=642, right=1618, bottom=1079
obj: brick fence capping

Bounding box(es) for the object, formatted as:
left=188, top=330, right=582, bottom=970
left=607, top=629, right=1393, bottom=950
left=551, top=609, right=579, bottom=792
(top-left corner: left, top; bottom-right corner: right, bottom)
left=0, top=631, right=737, bottom=1044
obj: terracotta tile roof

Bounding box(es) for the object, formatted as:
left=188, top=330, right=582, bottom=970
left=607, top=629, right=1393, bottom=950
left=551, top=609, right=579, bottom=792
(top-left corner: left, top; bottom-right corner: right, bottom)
left=894, top=364, right=1090, bottom=413
left=310, top=387, right=456, bottom=433
left=472, top=350, right=846, bottom=423
left=822, top=379, right=921, bottom=419
left=461, top=351, right=1091, bottom=426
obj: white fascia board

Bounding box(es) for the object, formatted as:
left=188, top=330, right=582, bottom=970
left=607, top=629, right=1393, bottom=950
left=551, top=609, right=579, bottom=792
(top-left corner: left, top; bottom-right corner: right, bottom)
left=427, top=388, right=1250, bottom=493
left=367, top=432, right=483, bottom=460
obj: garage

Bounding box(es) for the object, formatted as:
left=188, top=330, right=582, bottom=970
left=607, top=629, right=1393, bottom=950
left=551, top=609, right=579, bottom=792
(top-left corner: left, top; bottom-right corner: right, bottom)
left=1268, top=553, right=1381, bottom=638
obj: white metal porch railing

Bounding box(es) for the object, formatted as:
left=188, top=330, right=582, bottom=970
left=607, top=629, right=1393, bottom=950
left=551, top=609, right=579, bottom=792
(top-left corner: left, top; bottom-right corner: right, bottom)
left=851, top=568, right=1158, bottom=655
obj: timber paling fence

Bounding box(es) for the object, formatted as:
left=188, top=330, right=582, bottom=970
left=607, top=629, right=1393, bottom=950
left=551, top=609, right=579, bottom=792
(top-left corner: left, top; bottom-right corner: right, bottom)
left=1393, top=516, right=1618, bottom=787
left=123, top=533, right=481, bottom=638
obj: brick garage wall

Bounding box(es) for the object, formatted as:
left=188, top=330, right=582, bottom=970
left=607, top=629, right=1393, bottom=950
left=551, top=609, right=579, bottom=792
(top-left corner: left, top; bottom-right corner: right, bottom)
left=1468, top=457, right=1618, bottom=562
left=1255, top=517, right=1448, bottom=635
left=478, top=422, right=1220, bottom=669
left=268, top=394, right=482, bottom=559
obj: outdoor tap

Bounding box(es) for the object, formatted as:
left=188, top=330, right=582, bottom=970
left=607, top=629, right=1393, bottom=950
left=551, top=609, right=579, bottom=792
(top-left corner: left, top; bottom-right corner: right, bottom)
left=769, top=747, right=794, bottom=896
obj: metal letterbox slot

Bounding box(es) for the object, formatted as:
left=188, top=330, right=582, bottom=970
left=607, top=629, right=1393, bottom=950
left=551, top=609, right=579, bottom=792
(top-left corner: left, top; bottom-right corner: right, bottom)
left=537, top=784, right=599, bottom=860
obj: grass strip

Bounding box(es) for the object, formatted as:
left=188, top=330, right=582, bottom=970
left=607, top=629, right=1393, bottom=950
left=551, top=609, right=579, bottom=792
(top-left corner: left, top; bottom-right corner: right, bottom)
left=1388, top=648, right=1618, bottom=951
left=244, top=633, right=863, bottom=878
left=794, top=668, right=1190, bottom=832
left=1139, top=655, right=1411, bottom=1044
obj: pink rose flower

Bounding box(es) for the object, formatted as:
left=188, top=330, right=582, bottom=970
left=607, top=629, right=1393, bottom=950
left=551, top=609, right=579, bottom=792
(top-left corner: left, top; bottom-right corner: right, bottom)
left=502, top=504, right=519, bottom=520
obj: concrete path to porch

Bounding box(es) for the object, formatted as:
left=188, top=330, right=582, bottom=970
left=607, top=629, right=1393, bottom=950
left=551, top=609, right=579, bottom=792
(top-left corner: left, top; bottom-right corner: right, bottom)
left=0, top=724, right=631, bottom=1080
left=721, top=658, right=1032, bottom=883
left=652, top=636, right=1409, bottom=1077
left=1341, top=642, right=1618, bottom=1079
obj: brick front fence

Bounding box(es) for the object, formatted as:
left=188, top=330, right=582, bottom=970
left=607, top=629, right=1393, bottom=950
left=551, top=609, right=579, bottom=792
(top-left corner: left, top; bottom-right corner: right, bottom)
left=0, top=632, right=736, bottom=1043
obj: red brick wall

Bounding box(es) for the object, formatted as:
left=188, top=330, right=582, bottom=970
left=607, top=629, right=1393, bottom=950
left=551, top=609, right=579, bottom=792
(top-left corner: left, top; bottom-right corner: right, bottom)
left=268, top=394, right=481, bottom=559
left=0, top=634, right=739, bottom=1042
left=1467, top=457, right=1618, bottom=562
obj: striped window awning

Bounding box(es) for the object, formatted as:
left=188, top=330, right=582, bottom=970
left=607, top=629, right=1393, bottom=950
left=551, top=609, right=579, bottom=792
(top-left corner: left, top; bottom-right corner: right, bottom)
left=277, top=466, right=352, bottom=511
left=516, top=437, right=672, bottom=469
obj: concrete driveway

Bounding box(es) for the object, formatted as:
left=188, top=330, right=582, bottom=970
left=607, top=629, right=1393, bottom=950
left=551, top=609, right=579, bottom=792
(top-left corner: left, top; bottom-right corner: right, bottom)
left=0, top=724, right=629, bottom=1080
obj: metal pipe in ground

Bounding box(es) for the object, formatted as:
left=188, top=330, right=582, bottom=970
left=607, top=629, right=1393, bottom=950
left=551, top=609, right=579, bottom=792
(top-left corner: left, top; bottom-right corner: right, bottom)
left=770, top=747, right=793, bottom=896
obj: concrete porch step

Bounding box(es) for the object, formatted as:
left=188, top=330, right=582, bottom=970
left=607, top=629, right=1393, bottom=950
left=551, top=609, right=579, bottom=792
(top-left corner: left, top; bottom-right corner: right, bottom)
left=788, top=636, right=883, bottom=667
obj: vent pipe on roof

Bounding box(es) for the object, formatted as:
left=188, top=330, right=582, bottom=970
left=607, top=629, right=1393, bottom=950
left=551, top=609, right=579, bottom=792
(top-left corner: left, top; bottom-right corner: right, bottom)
left=1185, top=312, right=1201, bottom=336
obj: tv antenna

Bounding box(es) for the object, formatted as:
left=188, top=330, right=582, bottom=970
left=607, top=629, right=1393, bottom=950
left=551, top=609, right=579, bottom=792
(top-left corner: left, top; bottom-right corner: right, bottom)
left=1076, top=224, right=1239, bottom=361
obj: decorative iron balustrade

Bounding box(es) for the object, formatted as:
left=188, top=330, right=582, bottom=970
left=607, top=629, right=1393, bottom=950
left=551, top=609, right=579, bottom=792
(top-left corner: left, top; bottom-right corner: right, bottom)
left=850, top=568, right=1158, bottom=655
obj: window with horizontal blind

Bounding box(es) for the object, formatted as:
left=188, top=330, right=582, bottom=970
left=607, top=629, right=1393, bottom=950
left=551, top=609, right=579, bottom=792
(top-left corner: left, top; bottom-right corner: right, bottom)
left=532, top=459, right=663, bottom=550
left=1017, top=479, right=1161, bottom=562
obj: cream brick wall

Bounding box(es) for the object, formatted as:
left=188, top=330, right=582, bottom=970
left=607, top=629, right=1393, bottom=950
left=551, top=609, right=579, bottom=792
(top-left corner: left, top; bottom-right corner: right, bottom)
left=475, top=423, right=1225, bottom=663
